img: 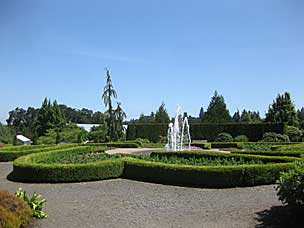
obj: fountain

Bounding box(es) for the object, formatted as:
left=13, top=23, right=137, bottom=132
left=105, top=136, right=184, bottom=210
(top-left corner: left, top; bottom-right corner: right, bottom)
left=165, top=105, right=191, bottom=151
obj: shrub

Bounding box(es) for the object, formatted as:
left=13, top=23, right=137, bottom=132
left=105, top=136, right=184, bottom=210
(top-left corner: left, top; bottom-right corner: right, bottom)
left=231, top=150, right=304, bottom=158
left=15, top=188, right=47, bottom=219
left=0, top=190, right=32, bottom=228
left=234, top=135, right=248, bottom=142
left=285, top=126, right=302, bottom=142
left=277, top=161, right=304, bottom=207
left=214, top=133, right=233, bottom=142
left=126, top=123, right=285, bottom=142
left=262, top=132, right=290, bottom=142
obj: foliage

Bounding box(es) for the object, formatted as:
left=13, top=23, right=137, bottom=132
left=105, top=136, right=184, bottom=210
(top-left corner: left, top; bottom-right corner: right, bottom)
left=0, top=123, right=15, bottom=144
left=35, top=98, right=66, bottom=137
left=154, top=102, right=170, bottom=123
left=11, top=147, right=299, bottom=188
left=37, top=124, right=88, bottom=144
left=211, top=142, right=242, bottom=149
left=285, top=126, right=302, bottom=142
left=88, top=124, right=108, bottom=142
left=102, top=68, right=117, bottom=141
left=214, top=133, right=233, bottom=142
left=234, top=135, right=249, bottom=142
left=262, top=132, right=290, bottom=142
left=231, top=150, right=304, bottom=158
left=275, top=143, right=304, bottom=152
left=15, top=188, right=47, bottom=219
left=127, top=123, right=284, bottom=142
left=202, top=91, right=232, bottom=123
left=0, top=190, right=32, bottom=228
left=0, top=144, right=80, bottom=162
left=113, top=102, right=127, bottom=140
left=265, top=92, right=298, bottom=126
left=276, top=161, right=304, bottom=207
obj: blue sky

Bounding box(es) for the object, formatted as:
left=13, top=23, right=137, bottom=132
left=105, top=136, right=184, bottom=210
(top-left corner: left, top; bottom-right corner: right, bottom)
left=0, top=0, right=304, bottom=123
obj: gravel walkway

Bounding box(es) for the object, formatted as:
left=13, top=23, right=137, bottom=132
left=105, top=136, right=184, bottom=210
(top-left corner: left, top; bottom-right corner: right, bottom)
left=0, top=162, right=284, bottom=228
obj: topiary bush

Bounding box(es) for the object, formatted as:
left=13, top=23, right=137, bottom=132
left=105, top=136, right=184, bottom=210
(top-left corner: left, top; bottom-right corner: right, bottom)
left=277, top=161, right=304, bottom=207
left=214, top=133, right=233, bottom=142
left=262, top=132, right=290, bottom=142
left=234, top=135, right=249, bottom=142
left=0, top=190, right=32, bottom=228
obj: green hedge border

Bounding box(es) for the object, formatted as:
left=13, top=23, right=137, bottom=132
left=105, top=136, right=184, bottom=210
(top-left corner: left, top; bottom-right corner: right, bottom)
left=10, top=149, right=301, bottom=188
left=0, top=144, right=82, bottom=162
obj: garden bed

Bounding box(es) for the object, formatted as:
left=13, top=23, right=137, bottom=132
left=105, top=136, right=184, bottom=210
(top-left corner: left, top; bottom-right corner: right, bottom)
left=10, top=147, right=302, bottom=188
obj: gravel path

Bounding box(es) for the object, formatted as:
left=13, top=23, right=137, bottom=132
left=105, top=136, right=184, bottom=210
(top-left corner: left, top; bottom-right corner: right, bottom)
left=0, top=162, right=283, bottom=228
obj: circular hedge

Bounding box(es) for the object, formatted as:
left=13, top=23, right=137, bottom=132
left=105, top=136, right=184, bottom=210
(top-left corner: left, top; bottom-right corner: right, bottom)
left=10, top=148, right=302, bottom=188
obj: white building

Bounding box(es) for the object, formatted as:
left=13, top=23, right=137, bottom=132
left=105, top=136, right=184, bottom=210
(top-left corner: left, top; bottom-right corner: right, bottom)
left=16, top=135, right=32, bottom=145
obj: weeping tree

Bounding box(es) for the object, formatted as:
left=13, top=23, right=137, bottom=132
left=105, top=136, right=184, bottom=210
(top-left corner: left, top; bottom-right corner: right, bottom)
left=113, top=102, right=127, bottom=140
left=102, top=68, right=118, bottom=141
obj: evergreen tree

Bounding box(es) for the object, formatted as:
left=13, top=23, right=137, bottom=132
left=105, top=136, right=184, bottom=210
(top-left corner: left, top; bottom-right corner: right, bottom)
left=199, top=107, right=205, bottom=121
left=202, top=91, right=232, bottom=123
left=297, top=107, right=304, bottom=129
left=102, top=68, right=117, bottom=141
left=35, top=98, right=66, bottom=136
left=154, top=102, right=170, bottom=123
left=265, top=92, right=298, bottom=126
left=113, top=102, right=127, bottom=140
left=232, top=110, right=241, bottom=122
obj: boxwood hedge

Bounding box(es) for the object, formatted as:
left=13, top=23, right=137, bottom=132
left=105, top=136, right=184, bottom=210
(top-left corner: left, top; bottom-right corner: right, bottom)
left=10, top=148, right=301, bottom=188
left=0, top=144, right=81, bottom=162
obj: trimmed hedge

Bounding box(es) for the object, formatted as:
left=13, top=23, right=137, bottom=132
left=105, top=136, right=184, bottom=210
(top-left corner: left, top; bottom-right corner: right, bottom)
left=11, top=147, right=124, bottom=183
left=126, top=123, right=285, bottom=142
left=11, top=148, right=301, bottom=188
left=85, top=142, right=141, bottom=148
left=0, top=144, right=81, bottom=162
left=231, top=150, right=304, bottom=158
left=211, top=142, right=243, bottom=149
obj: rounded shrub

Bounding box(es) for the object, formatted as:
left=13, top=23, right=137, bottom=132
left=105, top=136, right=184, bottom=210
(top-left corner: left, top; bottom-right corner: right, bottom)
left=262, top=132, right=290, bottom=142
left=0, top=190, right=32, bottom=228
left=285, top=126, right=302, bottom=142
left=234, top=135, right=249, bottom=142
left=214, top=133, right=233, bottom=142
left=277, top=161, right=304, bottom=207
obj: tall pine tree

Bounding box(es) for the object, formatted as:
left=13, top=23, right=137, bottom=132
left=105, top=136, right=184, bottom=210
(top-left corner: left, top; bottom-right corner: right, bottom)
left=154, top=102, right=170, bottom=123
left=265, top=92, right=298, bottom=126
left=202, top=91, right=232, bottom=123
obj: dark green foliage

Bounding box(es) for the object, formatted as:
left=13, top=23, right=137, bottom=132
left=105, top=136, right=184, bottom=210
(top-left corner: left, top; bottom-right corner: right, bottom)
left=265, top=92, right=298, bottom=126
left=297, top=108, right=304, bottom=130
left=285, top=126, right=302, bottom=142
left=0, top=123, right=15, bottom=144
left=11, top=147, right=299, bottom=188
left=0, top=190, right=32, bottom=228
left=232, top=110, right=241, bottom=122
left=154, top=102, right=170, bottom=123
left=113, top=102, right=127, bottom=140
left=234, top=135, right=249, bottom=142
left=35, top=98, right=66, bottom=137
left=231, top=150, right=304, bottom=158
left=202, top=91, right=232, bottom=123
left=37, top=123, right=88, bottom=144
left=240, top=110, right=262, bottom=123
left=211, top=142, right=242, bottom=149
left=127, top=123, right=285, bottom=142
left=88, top=125, right=108, bottom=142
left=214, top=133, right=233, bottom=142
left=262, top=132, right=290, bottom=142
left=85, top=141, right=141, bottom=148
left=277, top=162, right=304, bottom=207
left=12, top=148, right=124, bottom=183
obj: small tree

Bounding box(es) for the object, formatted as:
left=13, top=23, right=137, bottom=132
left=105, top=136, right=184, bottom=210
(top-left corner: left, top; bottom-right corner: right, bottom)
left=113, top=102, right=127, bottom=140
left=154, top=102, right=170, bottom=123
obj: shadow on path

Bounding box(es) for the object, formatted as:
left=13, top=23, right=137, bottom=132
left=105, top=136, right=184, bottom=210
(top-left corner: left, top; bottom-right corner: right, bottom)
left=256, top=205, right=304, bottom=228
